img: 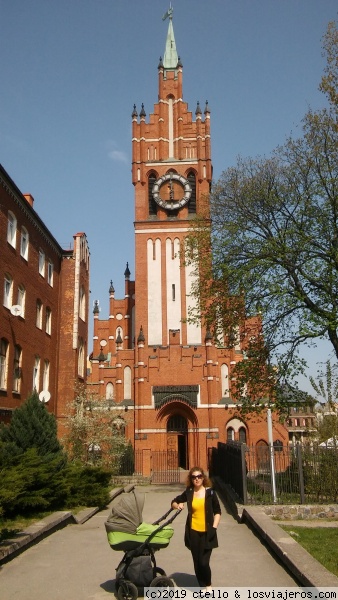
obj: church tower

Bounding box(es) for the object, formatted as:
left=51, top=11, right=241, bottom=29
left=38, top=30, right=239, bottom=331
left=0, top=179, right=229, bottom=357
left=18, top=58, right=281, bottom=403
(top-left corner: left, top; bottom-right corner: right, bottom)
left=132, top=11, right=211, bottom=349
left=88, top=9, right=289, bottom=476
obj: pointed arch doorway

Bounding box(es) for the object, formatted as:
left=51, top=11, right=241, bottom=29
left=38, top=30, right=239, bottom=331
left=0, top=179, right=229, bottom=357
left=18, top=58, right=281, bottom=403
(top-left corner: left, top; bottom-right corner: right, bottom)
left=167, top=414, right=188, bottom=469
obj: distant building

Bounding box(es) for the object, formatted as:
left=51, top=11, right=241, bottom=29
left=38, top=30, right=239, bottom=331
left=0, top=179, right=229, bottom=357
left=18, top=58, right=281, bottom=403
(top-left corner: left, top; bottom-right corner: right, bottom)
left=0, top=164, right=90, bottom=433
left=88, top=14, right=288, bottom=474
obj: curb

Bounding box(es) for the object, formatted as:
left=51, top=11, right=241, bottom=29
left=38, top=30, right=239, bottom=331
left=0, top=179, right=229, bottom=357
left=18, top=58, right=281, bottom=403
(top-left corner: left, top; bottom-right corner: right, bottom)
left=0, top=511, right=74, bottom=564
left=214, top=478, right=338, bottom=588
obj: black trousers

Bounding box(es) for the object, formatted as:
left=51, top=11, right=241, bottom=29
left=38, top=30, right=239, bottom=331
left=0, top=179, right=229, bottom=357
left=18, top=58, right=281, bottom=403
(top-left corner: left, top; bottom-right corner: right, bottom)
left=190, top=529, right=212, bottom=587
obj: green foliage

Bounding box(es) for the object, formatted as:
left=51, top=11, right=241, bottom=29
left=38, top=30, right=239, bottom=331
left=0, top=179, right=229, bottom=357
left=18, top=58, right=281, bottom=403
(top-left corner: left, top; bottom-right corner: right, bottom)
left=0, top=448, right=68, bottom=516
left=62, top=385, right=133, bottom=470
left=62, top=463, right=111, bottom=509
left=185, top=19, right=338, bottom=409
left=0, top=392, right=62, bottom=461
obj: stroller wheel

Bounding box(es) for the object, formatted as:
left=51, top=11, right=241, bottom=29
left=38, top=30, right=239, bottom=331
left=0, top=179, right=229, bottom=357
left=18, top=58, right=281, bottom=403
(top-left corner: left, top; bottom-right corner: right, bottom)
left=117, top=581, right=138, bottom=600
left=150, top=576, right=175, bottom=588
left=154, top=567, right=166, bottom=576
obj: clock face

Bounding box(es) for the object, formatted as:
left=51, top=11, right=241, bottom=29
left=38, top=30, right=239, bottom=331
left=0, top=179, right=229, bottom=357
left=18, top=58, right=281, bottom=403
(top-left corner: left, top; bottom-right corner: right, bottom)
left=152, top=173, right=192, bottom=211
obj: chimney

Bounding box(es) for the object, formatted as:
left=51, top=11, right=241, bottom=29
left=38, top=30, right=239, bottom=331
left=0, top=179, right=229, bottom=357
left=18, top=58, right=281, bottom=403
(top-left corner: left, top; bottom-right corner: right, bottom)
left=23, top=194, right=34, bottom=207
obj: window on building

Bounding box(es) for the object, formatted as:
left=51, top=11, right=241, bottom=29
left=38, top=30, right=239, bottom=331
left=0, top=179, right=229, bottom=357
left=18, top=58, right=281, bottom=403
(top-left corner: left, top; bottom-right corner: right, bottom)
left=33, top=355, right=40, bottom=392
left=78, top=339, right=85, bottom=378
left=13, top=345, right=22, bottom=393
left=36, top=300, right=43, bottom=329
left=39, top=250, right=45, bottom=276
left=17, top=284, right=26, bottom=317
left=20, top=226, right=29, bottom=260
left=0, top=338, right=9, bottom=390
left=79, top=285, right=86, bottom=321
left=239, top=427, right=247, bottom=443
left=124, top=366, right=131, bottom=400
left=7, top=211, right=17, bottom=248
left=47, top=261, right=53, bottom=286
left=45, top=307, right=52, bottom=335
left=106, top=382, right=114, bottom=400
left=3, top=274, right=13, bottom=309
left=43, top=359, right=50, bottom=392
left=227, top=427, right=234, bottom=441
left=221, top=364, right=229, bottom=397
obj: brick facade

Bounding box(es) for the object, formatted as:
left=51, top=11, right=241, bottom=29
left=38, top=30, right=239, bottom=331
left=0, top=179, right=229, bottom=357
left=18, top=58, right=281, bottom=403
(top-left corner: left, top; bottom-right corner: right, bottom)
left=88, top=17, right=288, bottom=472
left=0, top=164, right=90, bottom=432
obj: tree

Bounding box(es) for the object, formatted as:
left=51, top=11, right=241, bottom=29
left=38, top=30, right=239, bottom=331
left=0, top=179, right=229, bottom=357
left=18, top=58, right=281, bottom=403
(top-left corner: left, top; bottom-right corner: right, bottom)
left=186, top=20, right=338, bottom=403
left=0, top=392, right=62, bottom=462
left=62, top=385, right=132, bottom=472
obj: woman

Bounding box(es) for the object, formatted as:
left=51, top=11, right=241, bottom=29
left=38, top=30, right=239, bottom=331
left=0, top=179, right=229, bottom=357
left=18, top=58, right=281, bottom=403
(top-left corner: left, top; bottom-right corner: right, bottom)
left=171, top=466, right=221, bottom=593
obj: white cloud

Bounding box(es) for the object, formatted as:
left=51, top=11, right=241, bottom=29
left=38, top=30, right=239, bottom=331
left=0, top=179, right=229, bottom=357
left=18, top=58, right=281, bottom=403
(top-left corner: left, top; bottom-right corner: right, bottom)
left=106, top=140, right=128, bottom=164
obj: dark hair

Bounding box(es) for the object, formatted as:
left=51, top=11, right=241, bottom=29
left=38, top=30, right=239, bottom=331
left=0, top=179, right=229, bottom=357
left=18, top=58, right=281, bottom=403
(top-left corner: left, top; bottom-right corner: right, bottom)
left=186, top=466, right=211, bottom=488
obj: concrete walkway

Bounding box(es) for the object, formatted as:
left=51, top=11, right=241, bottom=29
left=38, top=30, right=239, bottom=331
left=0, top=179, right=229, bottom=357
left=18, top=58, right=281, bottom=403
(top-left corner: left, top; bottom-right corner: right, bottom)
left=0, top=484, right=337, bottom=600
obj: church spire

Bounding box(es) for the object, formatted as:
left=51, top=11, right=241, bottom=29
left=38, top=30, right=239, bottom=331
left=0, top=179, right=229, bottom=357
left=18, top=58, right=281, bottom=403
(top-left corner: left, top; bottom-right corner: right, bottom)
left=162, top=4, right=178, bottom=69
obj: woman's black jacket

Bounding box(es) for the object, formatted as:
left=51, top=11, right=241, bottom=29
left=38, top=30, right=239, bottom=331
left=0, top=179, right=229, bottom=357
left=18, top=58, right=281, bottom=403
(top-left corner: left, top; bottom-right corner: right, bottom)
left=171, top=487, right=221, bottom=550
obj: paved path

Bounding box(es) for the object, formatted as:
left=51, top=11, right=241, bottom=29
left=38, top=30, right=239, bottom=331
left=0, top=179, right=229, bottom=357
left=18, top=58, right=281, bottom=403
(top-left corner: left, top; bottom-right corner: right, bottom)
left=0, top=485, right=298, bottom=600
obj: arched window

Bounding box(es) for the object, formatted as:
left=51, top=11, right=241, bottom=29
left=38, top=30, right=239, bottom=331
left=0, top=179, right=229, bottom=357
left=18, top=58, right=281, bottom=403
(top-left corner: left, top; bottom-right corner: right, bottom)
left=39, top=249, right=45, bottom=276
left=78, top=339, right=85, bottom=378
left=187, top=171, right=196, bottom=213
left=20, top=226, right=29, bottom=259
left=17, top=284, right=26, bottom=317
left=79, top=285, right=86, bottom=321
left=3, top=274, right=13, bottom=308
left=221, top=363, right=229, bottom=397
left=13, top=345, right=22, bottom=393
left=36, top=300, right=43, bottom=328
left=227, top=427, right=234, bottom=441
left=124, top=366, right=131, bottom=400
left=43, top=359, right=50, bottom=392
left=0, top=338, right=9, bottom=390
left=45, top=307, right=52, bottom=334
left=33, top=356, right=40, bottom=392
left=106, top=382, right=114, bottom=400
left=239, top=427, right=247, bottom=443
left=7, top=211, right=17, bottom=247
left=148, top=172, right=157, bottom=216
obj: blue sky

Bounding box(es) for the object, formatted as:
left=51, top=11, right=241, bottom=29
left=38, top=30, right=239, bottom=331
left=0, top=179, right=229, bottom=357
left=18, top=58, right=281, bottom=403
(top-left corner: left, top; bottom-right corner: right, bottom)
left=1, top=0, right=337, bottom=393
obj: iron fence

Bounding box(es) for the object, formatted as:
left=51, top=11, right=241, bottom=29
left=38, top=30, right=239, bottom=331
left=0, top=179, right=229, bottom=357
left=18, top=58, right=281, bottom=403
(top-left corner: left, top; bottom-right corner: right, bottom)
left=210, top=441, right=338, bottom=504
left=109, top=449, right=180, bottom=483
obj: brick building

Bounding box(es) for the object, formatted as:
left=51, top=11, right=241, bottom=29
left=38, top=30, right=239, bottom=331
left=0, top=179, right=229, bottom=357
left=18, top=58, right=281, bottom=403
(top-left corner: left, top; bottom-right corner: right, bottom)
left=88, top=14, right=288, bottom=473
left=0, top=164, right=90, bottom=432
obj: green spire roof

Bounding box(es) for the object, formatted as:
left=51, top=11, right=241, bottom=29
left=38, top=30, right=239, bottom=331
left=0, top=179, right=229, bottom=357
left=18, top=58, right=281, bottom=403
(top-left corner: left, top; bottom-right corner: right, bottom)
left=163, top=9, right=178, bottom=69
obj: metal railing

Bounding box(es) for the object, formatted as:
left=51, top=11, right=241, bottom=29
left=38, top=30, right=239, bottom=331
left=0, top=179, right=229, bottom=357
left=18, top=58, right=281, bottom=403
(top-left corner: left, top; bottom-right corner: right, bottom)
left=209, top=441, right=338, bottom=504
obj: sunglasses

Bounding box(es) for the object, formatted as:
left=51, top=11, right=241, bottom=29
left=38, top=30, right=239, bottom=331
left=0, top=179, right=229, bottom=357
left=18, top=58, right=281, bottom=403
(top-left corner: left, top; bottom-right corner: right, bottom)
left=191, top=474, right=203, bottom=480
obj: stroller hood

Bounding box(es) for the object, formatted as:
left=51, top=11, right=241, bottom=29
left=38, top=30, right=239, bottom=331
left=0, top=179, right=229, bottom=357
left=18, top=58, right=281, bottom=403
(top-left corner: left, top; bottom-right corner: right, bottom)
left=105, top=485, right=145, bottom=534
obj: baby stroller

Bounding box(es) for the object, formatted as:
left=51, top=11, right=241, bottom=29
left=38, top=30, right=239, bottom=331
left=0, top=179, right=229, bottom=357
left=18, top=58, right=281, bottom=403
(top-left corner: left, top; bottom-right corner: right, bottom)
left=105, top=484, right=181, bottom=600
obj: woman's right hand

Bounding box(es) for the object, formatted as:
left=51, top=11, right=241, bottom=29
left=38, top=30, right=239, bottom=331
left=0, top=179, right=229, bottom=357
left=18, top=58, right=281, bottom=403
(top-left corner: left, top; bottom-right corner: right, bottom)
left=176, top=503, right=185, bottom=511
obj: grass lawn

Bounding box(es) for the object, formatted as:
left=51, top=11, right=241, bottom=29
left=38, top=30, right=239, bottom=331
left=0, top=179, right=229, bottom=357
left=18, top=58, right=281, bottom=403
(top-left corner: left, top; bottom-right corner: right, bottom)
left=0, top=512, right=52, bottom=542
left=281, top=526, right=338, bottom=577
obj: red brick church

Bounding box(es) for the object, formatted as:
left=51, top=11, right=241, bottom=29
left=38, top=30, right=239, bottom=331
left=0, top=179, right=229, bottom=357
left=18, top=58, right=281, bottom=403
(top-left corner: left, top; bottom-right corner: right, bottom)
left=88, top=11, right=288, bottom=473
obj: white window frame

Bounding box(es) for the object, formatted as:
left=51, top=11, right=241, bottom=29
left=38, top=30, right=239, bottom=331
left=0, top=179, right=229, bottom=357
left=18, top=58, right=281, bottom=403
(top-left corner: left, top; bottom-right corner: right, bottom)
left=17, top=284, right=26, bottom=317
left=36, top=300, right=43, bottom=329
left=45, top=307, right=52, bottom=335
left=7, top=211, right=17, bottom=248
left=0, top=338, right=9, bottom=390
left=78, top=339, right=85, bottom=378
left=33, top=355, right=40, bottom=392
left=39, top=250, right=45, bottom=276
left=43, top=359, right=50, bottom=392
left=47, top=261, right=53, bottom=286
left=20, top=226, right=29, bottom=260
left=13, top=345, right=22, bottom=393
left=3, top=274, right=13, bottom=308
left=79, top=285, right=86, bottom=321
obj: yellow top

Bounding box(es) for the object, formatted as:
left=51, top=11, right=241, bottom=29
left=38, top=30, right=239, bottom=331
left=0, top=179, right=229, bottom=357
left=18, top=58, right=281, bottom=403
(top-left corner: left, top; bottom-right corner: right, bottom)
left=191, top=496, right=206, bottom=532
